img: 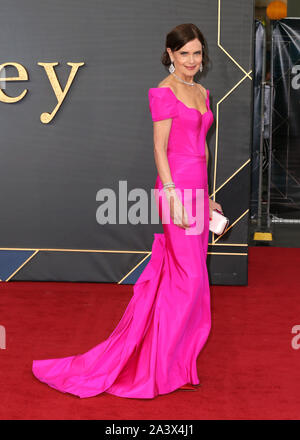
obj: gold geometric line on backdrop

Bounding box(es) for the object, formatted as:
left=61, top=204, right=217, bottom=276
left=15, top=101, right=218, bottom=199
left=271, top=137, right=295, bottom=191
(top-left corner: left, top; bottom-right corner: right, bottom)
left=212, top=73, right=252, bottom=205
left=213, top=209, right=249, bottom=244
left=212, top=243, right=247, bottom=246
left=211, top=73, right=251, bottom=246
left=0, top=238, right=248, bottom=253
left=208, top=252, right=247, bottom=255
left=4, top=250, right=39, bottom=282
left=0, top=247, right=151, bottom=282
left=118, top=251, right=248, bottom=283
left=0, top=238, right=248, bottom=282
left=0, top=247, right=150, bottom=253
left=212, top=0, right=253, bottom=246
left=218, top=0, right=253, bottom=80
left=118, top=252, right=152, bottom=284
left=210, top=158, right=250, bottom=199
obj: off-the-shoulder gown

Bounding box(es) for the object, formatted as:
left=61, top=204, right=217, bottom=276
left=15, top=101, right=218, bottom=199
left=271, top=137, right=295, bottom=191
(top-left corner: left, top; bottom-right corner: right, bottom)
left=32, top=86, right=214, bottom=399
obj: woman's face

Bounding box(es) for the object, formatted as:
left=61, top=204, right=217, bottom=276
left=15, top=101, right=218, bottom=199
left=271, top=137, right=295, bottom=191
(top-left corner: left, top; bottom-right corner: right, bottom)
left=167, top=38, right=203, bottom=78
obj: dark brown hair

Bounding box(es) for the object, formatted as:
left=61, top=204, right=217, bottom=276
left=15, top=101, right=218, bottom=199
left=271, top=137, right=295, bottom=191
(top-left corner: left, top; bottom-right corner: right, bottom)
left=161, top=23, right=210, bottom=76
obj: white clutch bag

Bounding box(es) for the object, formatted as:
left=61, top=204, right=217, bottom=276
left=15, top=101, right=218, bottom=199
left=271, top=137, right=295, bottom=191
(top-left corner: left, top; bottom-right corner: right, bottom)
left=209, top=209, right=229, bottom=235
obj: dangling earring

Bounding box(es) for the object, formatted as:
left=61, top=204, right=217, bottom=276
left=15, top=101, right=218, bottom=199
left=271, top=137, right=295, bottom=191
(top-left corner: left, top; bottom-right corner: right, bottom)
left=169, top=61, right=175, bottom=74
left=199, top=63, right=203, bottom=73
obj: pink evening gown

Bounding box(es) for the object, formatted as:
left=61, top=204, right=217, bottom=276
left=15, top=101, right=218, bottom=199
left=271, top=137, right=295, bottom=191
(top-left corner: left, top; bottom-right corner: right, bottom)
left=32, top=85, right=214, bottom=399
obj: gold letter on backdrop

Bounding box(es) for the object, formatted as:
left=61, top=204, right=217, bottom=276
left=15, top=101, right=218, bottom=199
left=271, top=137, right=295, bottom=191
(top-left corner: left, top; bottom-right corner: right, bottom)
left=37, top=62, right=85, bottom=123
left=0, top=62, right=28, bottom=103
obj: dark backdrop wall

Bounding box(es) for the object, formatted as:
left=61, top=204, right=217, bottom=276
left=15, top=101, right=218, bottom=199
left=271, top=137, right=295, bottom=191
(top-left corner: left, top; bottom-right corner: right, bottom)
left=0, top=0, right=254, bottom=284
left=288, top=0, right=300, bottom=17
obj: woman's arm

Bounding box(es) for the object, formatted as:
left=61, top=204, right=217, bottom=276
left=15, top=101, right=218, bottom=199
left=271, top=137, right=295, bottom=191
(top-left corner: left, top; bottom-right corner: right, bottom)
left=152, top=119, right=174, bottom=189
left=205, top=140, right=209, bottom=168
left=152, top=118, right=190, bottom=229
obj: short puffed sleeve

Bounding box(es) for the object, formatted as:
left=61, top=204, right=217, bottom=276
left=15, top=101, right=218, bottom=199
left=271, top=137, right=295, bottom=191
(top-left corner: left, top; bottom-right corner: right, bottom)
left=148, top=87, right=178, bottom=121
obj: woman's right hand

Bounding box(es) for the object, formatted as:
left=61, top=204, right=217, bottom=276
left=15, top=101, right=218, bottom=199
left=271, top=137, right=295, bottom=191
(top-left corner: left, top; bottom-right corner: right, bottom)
left=164, top=188, right=190, bottom=229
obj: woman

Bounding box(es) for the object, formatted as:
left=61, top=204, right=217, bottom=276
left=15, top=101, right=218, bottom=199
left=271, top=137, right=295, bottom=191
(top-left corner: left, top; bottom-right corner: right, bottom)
left=32, top=23, right=222, bottom=399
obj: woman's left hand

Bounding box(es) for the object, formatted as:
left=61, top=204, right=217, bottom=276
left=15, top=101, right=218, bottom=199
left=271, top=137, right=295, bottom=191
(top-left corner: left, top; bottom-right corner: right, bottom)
left=209, top=198, right=223, bottom=220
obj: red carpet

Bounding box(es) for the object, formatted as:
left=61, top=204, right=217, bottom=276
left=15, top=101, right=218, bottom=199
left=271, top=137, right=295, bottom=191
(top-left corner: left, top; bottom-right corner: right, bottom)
left=0, top=246, right=300, bottom=420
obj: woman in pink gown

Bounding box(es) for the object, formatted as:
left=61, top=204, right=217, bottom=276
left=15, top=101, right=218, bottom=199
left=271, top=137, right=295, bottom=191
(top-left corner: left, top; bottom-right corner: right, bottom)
left=32, top=23, right=220, bottom=399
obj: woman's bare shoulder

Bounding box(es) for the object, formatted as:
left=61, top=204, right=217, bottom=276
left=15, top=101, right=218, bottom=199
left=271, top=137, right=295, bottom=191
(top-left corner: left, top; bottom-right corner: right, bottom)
left=157, top=76, right=176, bottom=91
